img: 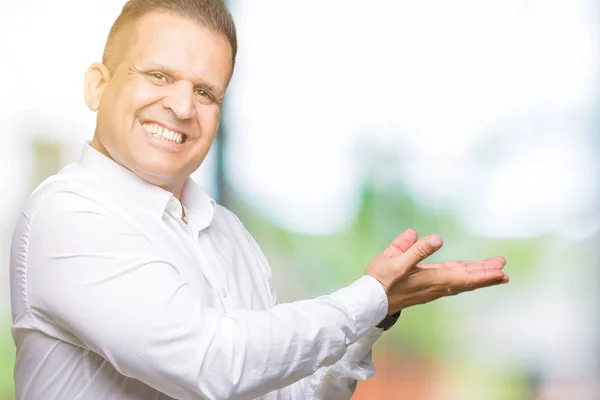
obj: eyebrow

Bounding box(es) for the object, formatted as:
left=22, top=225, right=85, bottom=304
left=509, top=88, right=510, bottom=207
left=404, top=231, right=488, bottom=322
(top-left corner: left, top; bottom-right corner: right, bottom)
left=139, top=64, right=224, bottom=96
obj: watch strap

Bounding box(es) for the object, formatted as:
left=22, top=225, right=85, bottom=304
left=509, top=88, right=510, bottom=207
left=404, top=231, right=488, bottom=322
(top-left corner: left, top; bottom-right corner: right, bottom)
left=376, top=310, right=402, bottom=331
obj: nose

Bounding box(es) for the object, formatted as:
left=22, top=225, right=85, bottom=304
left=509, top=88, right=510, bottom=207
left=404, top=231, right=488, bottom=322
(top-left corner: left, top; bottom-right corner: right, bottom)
left=162, top=80, right=195, bottom=120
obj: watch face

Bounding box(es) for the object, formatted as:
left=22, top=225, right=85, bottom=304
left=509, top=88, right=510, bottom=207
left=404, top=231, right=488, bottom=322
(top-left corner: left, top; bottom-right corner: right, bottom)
left=377, top=311, right=401, bottom=331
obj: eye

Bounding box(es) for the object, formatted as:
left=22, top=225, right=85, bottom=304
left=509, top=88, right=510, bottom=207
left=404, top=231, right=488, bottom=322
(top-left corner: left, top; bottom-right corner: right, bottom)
left=194, top=89, right=216, bottom=104
left=149, top=72, right=168, bottom=82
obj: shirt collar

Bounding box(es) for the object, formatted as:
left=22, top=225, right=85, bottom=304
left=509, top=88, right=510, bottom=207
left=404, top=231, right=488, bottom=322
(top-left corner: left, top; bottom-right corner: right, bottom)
left=181, top=177, right=217, bottom=233
left=79, top=142, right=216, bottom=227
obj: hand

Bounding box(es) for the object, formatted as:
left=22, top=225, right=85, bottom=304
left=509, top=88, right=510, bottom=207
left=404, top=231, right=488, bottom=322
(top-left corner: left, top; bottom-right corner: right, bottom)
left=365, top=229, right=509, bottom=314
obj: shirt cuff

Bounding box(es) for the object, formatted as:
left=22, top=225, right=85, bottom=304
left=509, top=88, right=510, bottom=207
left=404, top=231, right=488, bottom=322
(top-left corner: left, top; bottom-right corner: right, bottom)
left=330, top=275, right=388, bottom=341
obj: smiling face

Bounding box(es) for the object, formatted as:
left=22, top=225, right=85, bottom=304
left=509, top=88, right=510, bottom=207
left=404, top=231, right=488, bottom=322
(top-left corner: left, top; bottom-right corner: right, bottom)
left=85, top=11, right=233, bottom=196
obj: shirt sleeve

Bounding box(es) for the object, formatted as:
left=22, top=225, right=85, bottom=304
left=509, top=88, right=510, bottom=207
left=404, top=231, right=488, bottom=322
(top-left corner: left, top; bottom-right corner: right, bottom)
left=23, top=192, right=388, bottom=400
left=240, top=226, right=386, bottom=400
left=279, top=327, right=383, bottom=400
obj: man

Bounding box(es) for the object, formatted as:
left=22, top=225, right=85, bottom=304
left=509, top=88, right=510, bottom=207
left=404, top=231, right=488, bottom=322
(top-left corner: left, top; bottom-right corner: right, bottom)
left=9, top=0, right=509, bottom=399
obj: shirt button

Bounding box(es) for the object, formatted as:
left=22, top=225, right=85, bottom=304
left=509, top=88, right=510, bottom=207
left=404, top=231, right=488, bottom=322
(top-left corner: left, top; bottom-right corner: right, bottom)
left=221, top=288, right=228, bottom=298
left=324, top=375, right=333, bottom=382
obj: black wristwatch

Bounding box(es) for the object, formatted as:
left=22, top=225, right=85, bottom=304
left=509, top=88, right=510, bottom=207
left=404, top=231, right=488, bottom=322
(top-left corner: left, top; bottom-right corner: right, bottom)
left=376, top=311, right=402, bottom=331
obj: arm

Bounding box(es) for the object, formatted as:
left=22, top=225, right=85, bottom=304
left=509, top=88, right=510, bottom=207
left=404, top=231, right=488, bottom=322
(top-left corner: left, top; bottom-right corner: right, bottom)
left=24, top=192, right=388, bottom=400
left=240, top=228, right=386, bottom=399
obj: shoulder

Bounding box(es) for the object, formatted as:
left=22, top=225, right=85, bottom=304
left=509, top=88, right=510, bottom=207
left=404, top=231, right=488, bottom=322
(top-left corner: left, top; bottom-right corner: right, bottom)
left=15, top=164, right=134, bottom=247
left=16, top=173, right=150, bottom=268
left=212, top=204, right=267, bottom=249
left=213, top=203, right=244, bottom=227
left=21, top=164, right=116, bottom=225
left=212, top=204, right=261, bottom=242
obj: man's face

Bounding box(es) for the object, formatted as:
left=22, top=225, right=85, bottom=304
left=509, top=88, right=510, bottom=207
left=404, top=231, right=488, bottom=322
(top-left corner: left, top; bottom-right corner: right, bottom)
left=90, top=12, right=233, bottom=194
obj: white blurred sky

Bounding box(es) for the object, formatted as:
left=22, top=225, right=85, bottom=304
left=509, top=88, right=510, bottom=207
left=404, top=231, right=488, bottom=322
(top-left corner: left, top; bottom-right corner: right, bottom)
left=0, top=0, right=598, bottom=238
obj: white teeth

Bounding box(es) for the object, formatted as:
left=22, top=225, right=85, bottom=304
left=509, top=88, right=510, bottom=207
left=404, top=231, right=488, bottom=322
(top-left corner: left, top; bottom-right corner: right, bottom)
left=141, top=122, right=184, bottom=144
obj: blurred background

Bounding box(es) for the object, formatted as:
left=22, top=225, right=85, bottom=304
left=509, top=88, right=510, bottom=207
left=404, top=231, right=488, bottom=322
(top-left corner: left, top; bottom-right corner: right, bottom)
left=1, top=0, right=599, bottom=399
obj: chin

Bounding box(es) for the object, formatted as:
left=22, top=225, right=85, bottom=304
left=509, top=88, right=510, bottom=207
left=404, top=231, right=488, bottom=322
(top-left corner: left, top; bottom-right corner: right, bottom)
left=125, top=153, right=174, bottom=180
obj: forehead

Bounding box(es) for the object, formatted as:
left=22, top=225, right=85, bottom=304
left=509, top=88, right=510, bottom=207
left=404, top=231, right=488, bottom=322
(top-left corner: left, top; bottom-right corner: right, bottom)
left=126, top=11, right=233, bottom=87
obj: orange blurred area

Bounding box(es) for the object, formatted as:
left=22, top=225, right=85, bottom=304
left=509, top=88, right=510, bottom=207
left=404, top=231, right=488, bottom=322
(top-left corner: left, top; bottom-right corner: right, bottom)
left=354, top=352, right=439, bottom=400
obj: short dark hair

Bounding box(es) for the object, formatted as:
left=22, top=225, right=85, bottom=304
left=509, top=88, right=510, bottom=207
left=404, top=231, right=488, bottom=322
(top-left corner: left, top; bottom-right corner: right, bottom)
left=102, top=0, right=237, bottom=72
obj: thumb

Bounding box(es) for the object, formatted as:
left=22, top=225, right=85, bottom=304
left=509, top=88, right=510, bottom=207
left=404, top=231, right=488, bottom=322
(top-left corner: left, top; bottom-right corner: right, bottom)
left=383, top=229, right=418, bottom=257
left=397, top=234, right=443, bottom=268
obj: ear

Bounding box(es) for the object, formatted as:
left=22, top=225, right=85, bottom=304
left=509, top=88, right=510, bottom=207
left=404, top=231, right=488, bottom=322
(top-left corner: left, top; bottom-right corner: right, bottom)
left=84, top=63, right=111, bottom=111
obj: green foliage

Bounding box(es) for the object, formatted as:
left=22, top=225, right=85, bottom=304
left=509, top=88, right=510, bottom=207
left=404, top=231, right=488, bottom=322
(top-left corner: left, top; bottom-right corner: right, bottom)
left=0, top=326, right=15, bottom=400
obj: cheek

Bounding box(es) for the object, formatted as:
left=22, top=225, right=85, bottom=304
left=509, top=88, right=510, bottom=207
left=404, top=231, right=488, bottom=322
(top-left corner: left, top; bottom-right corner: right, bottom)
left=131, top=82, right=163, bottom=104
left=116, top=82, right=162, bottom=122
left=197, top=107, right=222, bottom=138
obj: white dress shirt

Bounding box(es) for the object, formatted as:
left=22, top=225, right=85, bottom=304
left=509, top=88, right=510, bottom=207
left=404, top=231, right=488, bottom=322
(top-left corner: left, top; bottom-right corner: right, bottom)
left=10, top=143, right=389, bottom=400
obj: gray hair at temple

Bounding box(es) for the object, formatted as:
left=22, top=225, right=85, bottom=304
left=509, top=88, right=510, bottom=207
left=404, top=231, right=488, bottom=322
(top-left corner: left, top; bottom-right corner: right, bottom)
left=102, top=0, right=237, bottom=72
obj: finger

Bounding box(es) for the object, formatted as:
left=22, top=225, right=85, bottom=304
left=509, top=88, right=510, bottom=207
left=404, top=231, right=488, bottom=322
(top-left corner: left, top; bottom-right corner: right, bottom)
left=397, top=234, right=443, bottom=268
left=445, top=275, right=508, bottom=296
left=382, top=229, right=418, bottom=257
left=449, top=271, right=510, bottom=294
left=437, top=267, right=508, bottom=291
left=419, top=257, right=506, bottom=270
left=421, top=257, right=506, bottom=270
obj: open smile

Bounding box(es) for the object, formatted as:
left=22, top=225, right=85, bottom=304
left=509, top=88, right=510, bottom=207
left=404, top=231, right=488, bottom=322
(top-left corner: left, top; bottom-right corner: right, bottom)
left=141, top=121, right=187, bottom=144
